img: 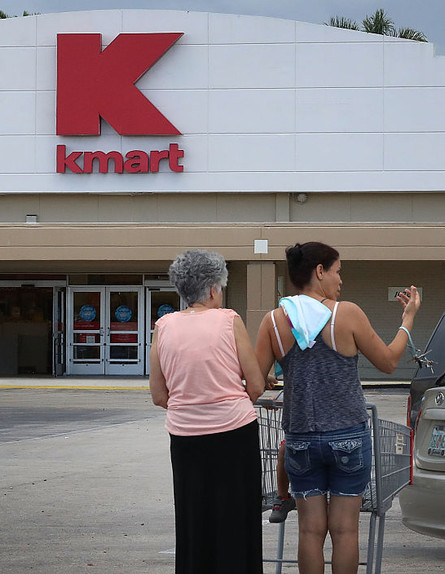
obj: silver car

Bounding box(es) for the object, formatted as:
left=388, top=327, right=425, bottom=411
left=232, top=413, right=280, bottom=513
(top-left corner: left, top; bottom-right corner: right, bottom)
left=400, top=386, right=445, bottom=539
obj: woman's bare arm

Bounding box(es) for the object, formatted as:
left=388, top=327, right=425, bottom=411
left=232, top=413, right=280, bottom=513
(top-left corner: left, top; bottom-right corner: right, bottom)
left=149, top=327, right=169, bottom=409
left=347, top=286, right=421, bottom=374
left=233, top=316, right=265, bottom=403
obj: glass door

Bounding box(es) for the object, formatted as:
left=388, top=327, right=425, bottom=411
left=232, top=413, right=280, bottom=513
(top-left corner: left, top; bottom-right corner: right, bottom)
left=67, top=286, right=144, bottom=376
left=145, top=287, right=182, bottom=375
left=67, top=288, right=104, bottom=375
left=106, top=287, right=143, bottom=376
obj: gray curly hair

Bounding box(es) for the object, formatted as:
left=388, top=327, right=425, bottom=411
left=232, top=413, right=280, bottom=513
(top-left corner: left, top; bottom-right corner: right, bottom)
left=169, top=249, right=228, bottom=306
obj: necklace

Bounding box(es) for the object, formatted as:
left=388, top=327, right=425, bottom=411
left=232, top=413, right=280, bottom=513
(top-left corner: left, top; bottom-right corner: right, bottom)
left=187, top=304, right=210, bottom=313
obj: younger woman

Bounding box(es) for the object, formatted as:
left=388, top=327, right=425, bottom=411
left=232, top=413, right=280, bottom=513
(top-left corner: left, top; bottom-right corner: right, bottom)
left=255, top=241, right=420, bottom=574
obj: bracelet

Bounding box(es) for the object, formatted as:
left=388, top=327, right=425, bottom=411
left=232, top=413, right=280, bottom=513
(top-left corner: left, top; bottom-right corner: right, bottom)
left=398, top=326, right=416, bottom=354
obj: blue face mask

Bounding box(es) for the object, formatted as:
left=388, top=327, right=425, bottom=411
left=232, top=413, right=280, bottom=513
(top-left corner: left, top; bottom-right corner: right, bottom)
left=279, top=294, right=332, bottom=350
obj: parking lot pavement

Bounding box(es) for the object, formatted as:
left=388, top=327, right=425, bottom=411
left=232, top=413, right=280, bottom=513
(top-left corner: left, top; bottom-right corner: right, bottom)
left=1, top=388, right=445, bottom=573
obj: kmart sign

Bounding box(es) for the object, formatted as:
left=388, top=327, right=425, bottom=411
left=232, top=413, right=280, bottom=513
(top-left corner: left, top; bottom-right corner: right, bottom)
left=56, top=144, right=184, bottom=174
left=56, top=32, right=184, bottom=174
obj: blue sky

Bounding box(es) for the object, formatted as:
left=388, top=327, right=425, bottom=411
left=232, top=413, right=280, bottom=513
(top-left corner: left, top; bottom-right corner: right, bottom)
left=2, top=0, right=444, bottom=54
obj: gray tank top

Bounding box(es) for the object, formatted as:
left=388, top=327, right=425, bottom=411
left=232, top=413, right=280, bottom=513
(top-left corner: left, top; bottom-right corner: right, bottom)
left=274, top=306, right=368, bottom=433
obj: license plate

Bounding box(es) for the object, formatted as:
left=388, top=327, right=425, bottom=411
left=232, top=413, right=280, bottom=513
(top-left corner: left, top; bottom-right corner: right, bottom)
left=428, top=426, right=445, bottom=457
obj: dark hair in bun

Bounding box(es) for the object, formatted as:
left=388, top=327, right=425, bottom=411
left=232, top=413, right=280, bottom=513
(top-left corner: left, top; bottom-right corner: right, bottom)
left=286, top=242, right=339, bottom=290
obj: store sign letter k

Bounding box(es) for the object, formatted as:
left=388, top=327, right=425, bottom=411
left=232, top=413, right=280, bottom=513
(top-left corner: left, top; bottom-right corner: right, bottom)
left=57, top=33, right=183, bottom=135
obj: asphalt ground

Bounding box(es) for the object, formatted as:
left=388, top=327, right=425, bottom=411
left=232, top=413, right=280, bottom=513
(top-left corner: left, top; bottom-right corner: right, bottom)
left=1, top=388, right=444, bottom=573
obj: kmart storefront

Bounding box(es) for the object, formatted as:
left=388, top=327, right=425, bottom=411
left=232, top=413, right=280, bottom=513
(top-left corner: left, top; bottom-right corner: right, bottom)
left=0, top=9, right=444, bottom=380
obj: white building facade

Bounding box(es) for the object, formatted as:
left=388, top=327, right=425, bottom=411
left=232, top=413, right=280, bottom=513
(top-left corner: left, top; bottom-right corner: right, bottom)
left=0, top=10, right=444, bottom=379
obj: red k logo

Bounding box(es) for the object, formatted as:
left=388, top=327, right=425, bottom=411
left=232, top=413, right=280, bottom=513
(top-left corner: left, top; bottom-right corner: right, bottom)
left=57, top=33, right=183, bottom=136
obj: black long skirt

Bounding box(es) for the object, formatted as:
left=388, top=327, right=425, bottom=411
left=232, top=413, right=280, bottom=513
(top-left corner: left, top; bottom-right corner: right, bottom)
left=170, top=420, right=263, bottom=574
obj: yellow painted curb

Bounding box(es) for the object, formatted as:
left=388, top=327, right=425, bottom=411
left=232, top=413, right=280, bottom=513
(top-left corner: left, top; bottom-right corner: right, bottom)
left=361, top=381, right=409, bottom=387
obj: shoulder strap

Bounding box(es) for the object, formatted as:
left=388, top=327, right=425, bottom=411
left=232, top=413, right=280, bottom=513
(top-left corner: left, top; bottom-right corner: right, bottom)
left=270, top=310, right=286, bottom=358
left=330, top=302, right=339, bottom=352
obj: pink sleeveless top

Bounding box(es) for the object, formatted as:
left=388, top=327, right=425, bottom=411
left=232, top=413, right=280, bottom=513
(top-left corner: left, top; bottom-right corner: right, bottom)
left=156, top=308, right=257, bottom=436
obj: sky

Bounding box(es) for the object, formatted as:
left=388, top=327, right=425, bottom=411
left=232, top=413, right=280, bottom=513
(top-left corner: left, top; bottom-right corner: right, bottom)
left=1, top=0, right=444, bottom=54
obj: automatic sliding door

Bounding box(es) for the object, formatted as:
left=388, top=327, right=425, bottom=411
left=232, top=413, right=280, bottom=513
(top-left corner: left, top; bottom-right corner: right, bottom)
left=67, top=286, right=144, bottom=376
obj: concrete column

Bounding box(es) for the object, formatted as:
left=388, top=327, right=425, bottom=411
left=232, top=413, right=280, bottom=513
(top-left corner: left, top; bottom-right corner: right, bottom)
left=246, top=261, right=276, bottom=345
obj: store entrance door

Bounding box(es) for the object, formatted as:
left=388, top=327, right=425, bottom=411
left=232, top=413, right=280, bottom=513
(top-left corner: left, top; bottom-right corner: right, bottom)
left=67, top=287, right=144, bottom=376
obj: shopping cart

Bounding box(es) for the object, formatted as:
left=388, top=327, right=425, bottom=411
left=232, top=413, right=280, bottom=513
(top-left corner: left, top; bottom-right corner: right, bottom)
left=256, top=394, right=412, bottom=574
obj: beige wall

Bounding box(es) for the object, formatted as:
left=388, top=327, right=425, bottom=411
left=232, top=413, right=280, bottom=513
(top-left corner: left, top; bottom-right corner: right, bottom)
left=289, top=192, right=445, bottom=223
left=0, top=193, right=278, bottom=224
left=0, top=223, right=444, bottom=267
left=1, top=193, right=444, bottom=267
left=2, top=192, right=445, bottom=224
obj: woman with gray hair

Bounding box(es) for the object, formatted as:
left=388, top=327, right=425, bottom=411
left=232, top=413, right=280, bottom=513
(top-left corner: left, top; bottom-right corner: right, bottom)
left=150, top=249, right=265, bottom=574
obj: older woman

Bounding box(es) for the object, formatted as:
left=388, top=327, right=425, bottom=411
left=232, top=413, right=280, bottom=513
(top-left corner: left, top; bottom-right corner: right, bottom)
left=256, top=241, right=421, bottom=574
left=150, top=249, right=265, bottom=574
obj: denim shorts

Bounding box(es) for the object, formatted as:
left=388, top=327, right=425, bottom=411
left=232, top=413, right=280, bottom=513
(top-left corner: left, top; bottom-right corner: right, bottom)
left=284, top=422, right=372, bottom=498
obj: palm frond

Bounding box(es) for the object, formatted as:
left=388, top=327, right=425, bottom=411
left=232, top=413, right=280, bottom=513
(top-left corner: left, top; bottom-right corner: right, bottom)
left=398, top=27, right=427, bottom=42
left=362, top=8, right=395, bottom=36
left=326, top=16, right=359, bottom=31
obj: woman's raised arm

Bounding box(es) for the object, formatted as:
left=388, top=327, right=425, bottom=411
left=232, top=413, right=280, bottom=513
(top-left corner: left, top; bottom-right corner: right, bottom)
left=347, top=286, right=421, bottom=374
